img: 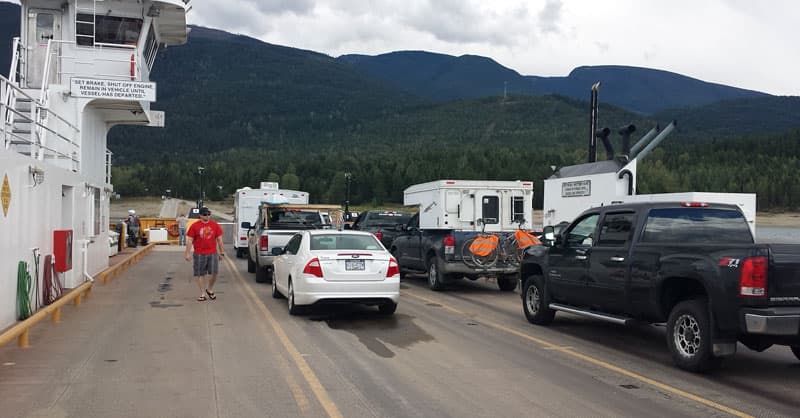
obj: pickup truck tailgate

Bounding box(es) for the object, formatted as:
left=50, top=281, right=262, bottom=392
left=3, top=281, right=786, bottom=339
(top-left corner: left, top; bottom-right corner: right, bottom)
left=769, top=244, right=800, bottom=302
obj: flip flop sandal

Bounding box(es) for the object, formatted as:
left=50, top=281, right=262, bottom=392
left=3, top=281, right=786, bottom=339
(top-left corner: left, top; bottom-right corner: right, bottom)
left=206, top=289, right=216, bottom=300
left=197, top=296, right=207, bottom=302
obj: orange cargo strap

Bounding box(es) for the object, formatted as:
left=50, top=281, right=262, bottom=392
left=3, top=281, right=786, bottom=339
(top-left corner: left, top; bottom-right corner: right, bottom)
left=514, top=230, right=541, bottom=248
left=130, top=54, right=135, bottom=80
left=469, top=234, right=499, bottom=257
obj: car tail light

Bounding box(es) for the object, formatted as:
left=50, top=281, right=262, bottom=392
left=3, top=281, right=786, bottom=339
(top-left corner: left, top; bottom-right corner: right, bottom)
left=239, top=235, right=247, bottom=241
left=303, top=258, right=324, bottom=278
left=374, top=231, right=383, bottom=242
left=443, top=234, right=455, bottom=255
left=387, top=258, right=399, bottom=277
left=259, top=235, right=268, bottom=251
left=681, top=202, right=710, bottom=207
left=739, top=256, right=768, bottom=297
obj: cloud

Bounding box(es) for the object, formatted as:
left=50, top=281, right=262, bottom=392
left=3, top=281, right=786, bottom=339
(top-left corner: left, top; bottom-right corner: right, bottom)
left=537, top=0, right=563, bottom=34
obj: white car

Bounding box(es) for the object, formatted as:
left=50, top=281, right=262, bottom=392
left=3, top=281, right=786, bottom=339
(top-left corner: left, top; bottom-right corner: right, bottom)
left=271, top=230, right=400, bottom=315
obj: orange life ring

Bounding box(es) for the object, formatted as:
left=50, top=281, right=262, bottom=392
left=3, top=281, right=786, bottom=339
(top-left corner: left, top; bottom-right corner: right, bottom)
left=167, top=222, right=180, bottom=237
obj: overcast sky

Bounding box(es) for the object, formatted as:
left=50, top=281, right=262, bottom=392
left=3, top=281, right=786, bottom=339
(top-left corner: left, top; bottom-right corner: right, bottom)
left=5, top=1, right=799, bottom=95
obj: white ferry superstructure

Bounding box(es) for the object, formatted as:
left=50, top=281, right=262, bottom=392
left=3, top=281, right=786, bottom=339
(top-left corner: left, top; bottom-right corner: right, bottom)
left=0, top=0, right=190, bottom=329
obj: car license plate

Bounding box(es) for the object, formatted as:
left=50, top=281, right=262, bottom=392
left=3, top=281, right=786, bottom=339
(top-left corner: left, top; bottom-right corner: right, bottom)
left=345, top=259, right=365, bottom=271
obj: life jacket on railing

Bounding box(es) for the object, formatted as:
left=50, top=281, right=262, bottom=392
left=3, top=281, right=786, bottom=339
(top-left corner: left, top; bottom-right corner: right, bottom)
left=514, top=229, right=541, bottom=248
left=469, top=235, right=499, bottom=256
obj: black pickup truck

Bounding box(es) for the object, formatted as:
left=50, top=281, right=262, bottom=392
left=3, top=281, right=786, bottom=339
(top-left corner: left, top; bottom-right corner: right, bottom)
left=520, top=201, right=800, bottom=372
left=348, top=210, right=413, bottom=249
left=391, top=214, right=519, bottom=291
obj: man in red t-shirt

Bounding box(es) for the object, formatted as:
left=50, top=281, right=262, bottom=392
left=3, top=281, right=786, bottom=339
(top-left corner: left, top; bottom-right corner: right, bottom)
left=184, top=207, right=226, bottom=301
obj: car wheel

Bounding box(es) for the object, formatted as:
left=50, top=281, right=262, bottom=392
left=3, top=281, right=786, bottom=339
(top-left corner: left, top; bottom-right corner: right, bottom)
left=288, top=279, right=303, bottom=315
left=271, top=275, right=283, bottom=299
left=522, top=276, right=555, bottom=325
left=378, top=302, right=397, bottom=315
left=666, top=299, right=721, bottom=372
left=791, top=346, right=800, bottom=361
left=235, top=248, right=243, bottom=259
left=247, top=254, right=256, bottom=273
left=427, top=257, right=445, bottom=291
left=497, top=275, right=517, bottom=292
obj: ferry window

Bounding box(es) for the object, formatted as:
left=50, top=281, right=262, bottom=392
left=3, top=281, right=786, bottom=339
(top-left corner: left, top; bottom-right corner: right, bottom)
left=511, top=196, right=525, bottom=223
left=481, top=195, right=499, bottom=224
left=92, top=187, right=101, bottom=236
left=76, top=14, right=143, bottom=46
left=143, top=24, right=159, bottom=69
left=37, top=13, right=55, bottom=42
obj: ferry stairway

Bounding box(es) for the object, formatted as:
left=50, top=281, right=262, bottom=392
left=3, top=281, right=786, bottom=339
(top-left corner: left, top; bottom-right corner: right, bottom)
left=6, top=96, right=36, bottom=157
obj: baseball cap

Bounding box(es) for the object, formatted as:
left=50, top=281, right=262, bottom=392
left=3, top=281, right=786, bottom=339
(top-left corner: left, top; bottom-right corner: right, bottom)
left=199, top=207, right=211, bottom=215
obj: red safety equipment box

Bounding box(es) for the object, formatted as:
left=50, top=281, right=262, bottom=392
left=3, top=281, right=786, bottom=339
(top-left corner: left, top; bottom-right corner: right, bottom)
left=53, top=230, right=73, bottom=272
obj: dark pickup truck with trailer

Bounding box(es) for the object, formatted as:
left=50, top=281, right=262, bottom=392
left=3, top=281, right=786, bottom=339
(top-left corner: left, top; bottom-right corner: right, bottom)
left=391, top=214, right=520, bottom=291
left=348, top=210, right=413, bottom=249
left=520, top=201, right=800, bottom=372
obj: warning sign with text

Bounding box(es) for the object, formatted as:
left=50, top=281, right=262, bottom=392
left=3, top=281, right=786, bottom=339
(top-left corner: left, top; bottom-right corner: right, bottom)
left=70, top=78, right=156, bottom=102
left=562, top=180, right=591, bottom=197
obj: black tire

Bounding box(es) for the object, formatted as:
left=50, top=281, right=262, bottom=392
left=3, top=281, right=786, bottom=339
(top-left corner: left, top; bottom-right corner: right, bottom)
left=497, top=275, right=518, bottom=292
left=522, top=276, right=555, bottom=325
left=235, top=248, right=246, bottom=259
left=271, top=275, right=283, bottom=299
left=378, top=302, right=397, bottom=315
left=791, top=346, right=800, bottom=361
left=255, top=261, right=271, bottom=283
left=390, top=248, right=406, bottom=280
left=247, top=255, right=256, bottom=273
left=287, top=279, right=304, bottom=315
left=666, top=299, right=721, bottom=372
left=427, top=257, right=445, bottom=291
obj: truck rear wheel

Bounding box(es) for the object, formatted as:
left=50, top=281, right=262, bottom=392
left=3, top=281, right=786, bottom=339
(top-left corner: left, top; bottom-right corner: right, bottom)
left=247, top=255, right=256, bottom=273
left=522, top=276, right=554, bottom=325
left=427, top=257, right=445, bottom=291
left=666, top=299, right=721, bottom=372
left=497, top=275, right=517, bottom=292
left=255, top=261, right=271, bottom=283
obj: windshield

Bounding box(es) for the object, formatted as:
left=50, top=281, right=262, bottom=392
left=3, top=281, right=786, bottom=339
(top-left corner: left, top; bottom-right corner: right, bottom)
left=269, top=210, right=322, bottom=227
left=363, top=212, right=412, bottom=227
left=641, top=208, right=753, bottom=243
left=310, top=234, right=383, bottom=251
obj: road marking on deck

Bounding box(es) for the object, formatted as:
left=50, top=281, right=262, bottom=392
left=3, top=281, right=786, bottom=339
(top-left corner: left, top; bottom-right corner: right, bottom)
left=402, top=289, right=753, bottom=418
left=223, top=257, right=343, bottom=418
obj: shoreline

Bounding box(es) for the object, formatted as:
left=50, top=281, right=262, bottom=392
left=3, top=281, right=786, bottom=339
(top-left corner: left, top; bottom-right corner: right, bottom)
left=755, top=212, right=800, bottom=227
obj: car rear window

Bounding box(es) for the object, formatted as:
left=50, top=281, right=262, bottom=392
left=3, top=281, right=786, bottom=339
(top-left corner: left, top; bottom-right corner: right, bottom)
left=641, top=208, right=753, bottom=244
left=269, top=210, right=322, bottom=228
left=363, top=212, right=412, bottom=227
left=310, top=234, right=383, bottom=251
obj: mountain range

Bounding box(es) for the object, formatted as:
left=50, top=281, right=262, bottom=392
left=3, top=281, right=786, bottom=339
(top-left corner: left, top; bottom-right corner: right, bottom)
left=339, top=52, right=770, bottom=114
left=2, top=2, right=800, bottom=209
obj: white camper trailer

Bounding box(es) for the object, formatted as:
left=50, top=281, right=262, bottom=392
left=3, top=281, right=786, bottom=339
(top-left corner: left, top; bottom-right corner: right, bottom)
left=233, top=182, right=309, bottom=257
left=404, top=180, right=534, bottom=232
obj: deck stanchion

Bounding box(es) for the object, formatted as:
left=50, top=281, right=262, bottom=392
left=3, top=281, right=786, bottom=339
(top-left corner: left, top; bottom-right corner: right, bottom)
left=18, top=329, right=29, bottom=348
left=51, top=308, right=61, bottom=323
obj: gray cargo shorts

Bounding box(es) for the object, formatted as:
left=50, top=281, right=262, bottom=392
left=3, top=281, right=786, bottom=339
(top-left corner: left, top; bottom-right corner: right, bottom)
left=192, top=253, right=219, bottom=276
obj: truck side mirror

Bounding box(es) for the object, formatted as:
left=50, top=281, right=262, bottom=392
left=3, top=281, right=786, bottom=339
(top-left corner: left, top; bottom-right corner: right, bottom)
left=395, top=224, right=404, bottom=232
left=271, top=247, right=285, bottom=256
left=542, top=226, right=557, bottom=247
left=241, top=221, right=251, bottom=229
left=343, top=224, right=352, bottom=230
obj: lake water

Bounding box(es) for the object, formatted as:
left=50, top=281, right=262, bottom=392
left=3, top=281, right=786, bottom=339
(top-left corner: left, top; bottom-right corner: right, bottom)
left=756, top=226, right=800, bottom=244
